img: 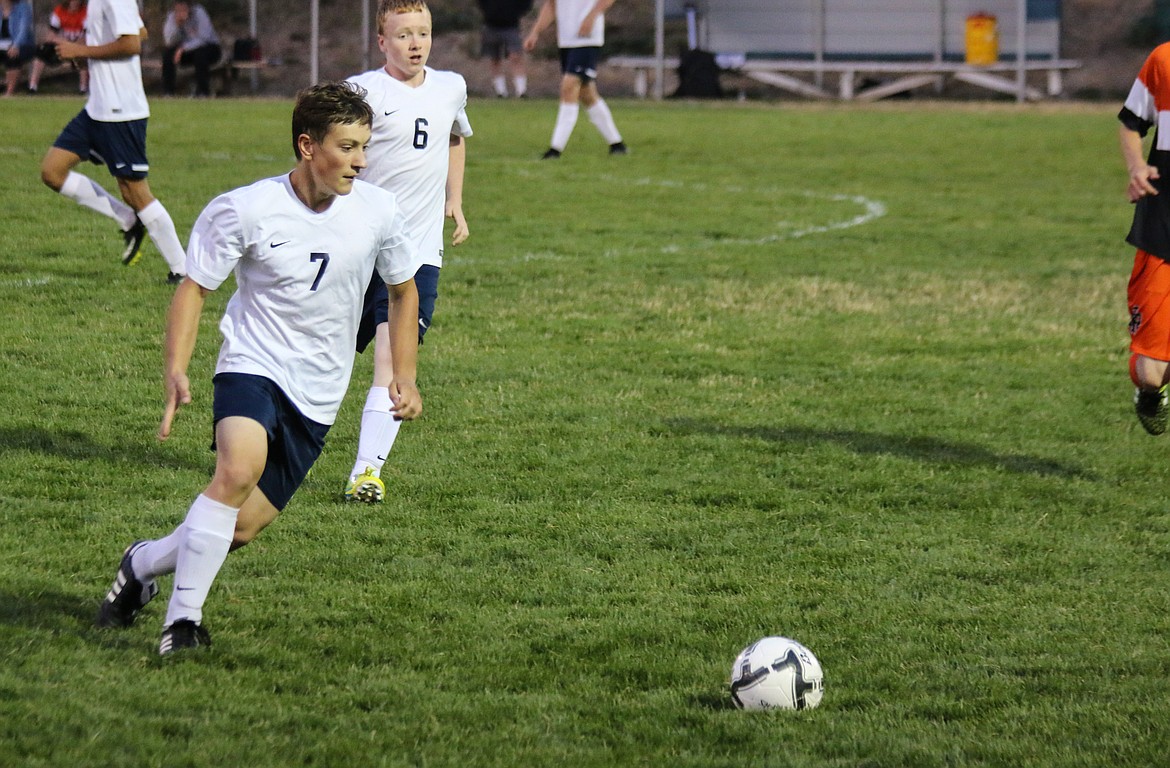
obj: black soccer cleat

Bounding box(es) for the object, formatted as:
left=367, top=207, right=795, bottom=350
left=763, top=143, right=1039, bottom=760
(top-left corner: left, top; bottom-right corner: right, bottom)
left=121, top=218, right=147, bottom=266
left=541, top=148, right=562, bottom=160
left=95, top=541, right=159, bottom=629
left=1135, top=385, right=1170, bottom=435
left=159, top=619, right=212, bottom=656
left=608, top=141, right=629, bottom=156
left=166, top=272, right=185, bottom=286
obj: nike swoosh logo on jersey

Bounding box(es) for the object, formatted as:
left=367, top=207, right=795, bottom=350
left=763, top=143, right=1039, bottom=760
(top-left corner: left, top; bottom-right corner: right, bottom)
left=271, top=240, right=291, bottom=248
left=384, top=110, right=399, bottom=116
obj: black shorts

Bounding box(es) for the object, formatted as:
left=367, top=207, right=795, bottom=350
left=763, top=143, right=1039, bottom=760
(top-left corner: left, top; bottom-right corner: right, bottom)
left=211, top=373, right=330, bottom=511
left=53, top=110, right=150, bottom=180
left=481, top=25, right=523, bottom=60
left=560, top=47, right=600, bottom=82
left=355, top=264, right=440, bottom=352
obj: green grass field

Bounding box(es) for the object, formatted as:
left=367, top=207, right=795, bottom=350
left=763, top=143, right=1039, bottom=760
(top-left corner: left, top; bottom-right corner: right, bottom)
left=2, top=95, right=1168, bottom=767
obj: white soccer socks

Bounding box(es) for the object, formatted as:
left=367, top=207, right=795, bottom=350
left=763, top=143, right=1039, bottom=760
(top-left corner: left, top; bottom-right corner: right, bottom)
left=59, top=171, right=136, bottom=230
left=164, top=494, right=238, bottom=628
left=137, top=199, right=187, bottom=275
left=550, top=103, right=580, bottom=152
left=349, top=386, right=403, bottom=483
left=587, top=99, right=623, bottom=145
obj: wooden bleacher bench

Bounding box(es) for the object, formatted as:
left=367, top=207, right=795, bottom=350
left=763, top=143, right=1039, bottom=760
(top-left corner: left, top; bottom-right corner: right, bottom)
left=138, top=39, right=269, bottom=96
left=607, top=54, right=1081, bottom=101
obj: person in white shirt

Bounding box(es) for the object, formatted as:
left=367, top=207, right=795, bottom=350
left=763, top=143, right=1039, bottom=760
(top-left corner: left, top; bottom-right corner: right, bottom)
left=38, top=0, right=188, bottom=283
left=341, top=0, right=472, bottom=503
left=161, top=0, right=221, bottom=97
left=93, top=81, right=424, bottom=656
left=523, top=0, right=627, bottom=159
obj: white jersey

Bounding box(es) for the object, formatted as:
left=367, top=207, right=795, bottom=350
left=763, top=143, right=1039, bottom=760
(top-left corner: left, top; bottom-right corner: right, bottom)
left=84, top=0, right=149, bottom=122
left=185, top=175, right=421, bottom=424
left=347, top=67, right=472, bottom=268
left=554, top=0, right=604, bottom=48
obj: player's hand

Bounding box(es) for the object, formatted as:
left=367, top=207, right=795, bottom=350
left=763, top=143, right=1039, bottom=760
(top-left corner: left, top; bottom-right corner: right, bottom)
left=55, top=39, right=82, bottom=61
left=388, top=381, right=421, bottom=421
left=158, top=372, right=192, bottom=441
left=447, top=202, right=469, bottom=246
left=1129, top=164, right=1160, bottom=203
left=523, top=34, right=538, bottom=53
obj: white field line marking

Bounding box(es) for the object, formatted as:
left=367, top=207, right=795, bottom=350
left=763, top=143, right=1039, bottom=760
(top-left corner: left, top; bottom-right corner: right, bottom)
left=451, top=169, right=886, bottom=265
left=0, top=276, right=52, bottom=288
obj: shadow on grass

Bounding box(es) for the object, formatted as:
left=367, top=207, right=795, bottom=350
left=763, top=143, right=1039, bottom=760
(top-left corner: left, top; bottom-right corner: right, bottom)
left=0, top=585, right=94, bottom=630
left=0, top=425, right=205, bottom=471
left=667, top=419, right=1094, bottom=480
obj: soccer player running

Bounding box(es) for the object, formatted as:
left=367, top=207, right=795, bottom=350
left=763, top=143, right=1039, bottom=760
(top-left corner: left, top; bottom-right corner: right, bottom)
left=95, top=81, right=424, bottom=656
left=39, top=0, right=188, bottom=283
left=523, top=0, right=627, bottom=159
left=1121, top=42, right=1170, bottom=435
left=341, top=0, right=472, bottom=503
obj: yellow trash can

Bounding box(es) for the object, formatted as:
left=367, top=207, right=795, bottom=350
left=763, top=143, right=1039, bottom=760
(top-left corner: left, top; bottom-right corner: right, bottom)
left=965, top=13, right=998, bottom=66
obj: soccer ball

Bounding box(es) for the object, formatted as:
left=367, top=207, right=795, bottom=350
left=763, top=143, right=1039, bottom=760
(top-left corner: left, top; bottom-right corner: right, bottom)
left=730, top=636, right=824, bottom=710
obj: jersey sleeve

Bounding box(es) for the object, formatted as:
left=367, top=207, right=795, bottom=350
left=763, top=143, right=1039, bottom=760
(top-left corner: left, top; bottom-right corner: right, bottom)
left=1121, top=45, right=1170, bottom=136
left=110, top=0, right=144, bottom=39
left=185, top=194, right=245, bottom=291
left=452, top=105, right=473, bottom=138
left=375, top=199, right=423, bottom=287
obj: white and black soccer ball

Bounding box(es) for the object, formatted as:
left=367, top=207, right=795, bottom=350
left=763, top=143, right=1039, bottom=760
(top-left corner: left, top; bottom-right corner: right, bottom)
left=730, top=636, right=824, bottom=710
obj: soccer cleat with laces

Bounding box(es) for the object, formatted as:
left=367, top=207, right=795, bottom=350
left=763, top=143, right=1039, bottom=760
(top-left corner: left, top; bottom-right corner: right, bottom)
left=159, top=619, right=211, bottom=656
left=344, top=467, right=385, bottom=503
left=95, top=541, right=159, bottom=628
left=1134, top=385, right=1170, bottom=435
left=121, top=218, right=147, bottom=266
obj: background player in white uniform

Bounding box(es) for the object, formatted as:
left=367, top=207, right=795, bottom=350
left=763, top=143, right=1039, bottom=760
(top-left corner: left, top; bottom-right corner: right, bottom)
left=94, top=82, right=423, bottom=656
left=523, top=0, right=626, bottom=159
left=342, top=0, right=472, bottom=502
left=39, top=0, right=188, bottom=283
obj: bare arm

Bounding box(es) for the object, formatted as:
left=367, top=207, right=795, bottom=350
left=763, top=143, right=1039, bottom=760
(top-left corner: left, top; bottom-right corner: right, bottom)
left=386, top=279, right=422, bottom=420
left=446, top=134, right=469, bottom=246
left=1121, top=123, right=1160, bottom=203
left=57, top=32, right=142, bottom=62
left=159, top=278, right=211, bottom=440
left=523, top=0, right=555, bottom=51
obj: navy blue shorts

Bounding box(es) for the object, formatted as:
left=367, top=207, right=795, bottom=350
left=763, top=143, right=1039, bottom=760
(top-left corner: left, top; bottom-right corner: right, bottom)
left=53, top=110, right=150, bottom=180
left=560, top=47, right=601, bottom=82
left=356, top=264, right=440, bottom=352
left=211, top=373, right=330, bottom=511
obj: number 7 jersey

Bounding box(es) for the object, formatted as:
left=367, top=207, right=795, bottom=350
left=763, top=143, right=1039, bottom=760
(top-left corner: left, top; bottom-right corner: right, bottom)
left=185, top=173, right=422, bottom=425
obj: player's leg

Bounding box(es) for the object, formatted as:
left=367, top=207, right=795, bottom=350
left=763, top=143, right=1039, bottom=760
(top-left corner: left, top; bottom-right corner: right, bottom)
left=580, top=80, right=626, bottom=154
left=346, top=267, right=438, bottom=501
left=111, top=118, right=188, bottom=278
left=41, top=124, right=139, bottom=238
left=543, top=67, right=583, bottom=158
left=1127, top=248, right=1170, bottom=434
left=118, top=176, right=187, bottom=278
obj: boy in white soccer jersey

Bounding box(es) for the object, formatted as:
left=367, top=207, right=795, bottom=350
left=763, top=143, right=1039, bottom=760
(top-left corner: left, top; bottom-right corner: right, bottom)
left=523, top=0, right=626, bottom=159
left=39, top=0, right=188, bottom=283
left=341, top=0, right=472, bottom=503
left=94, top=81, right=424, bottom=656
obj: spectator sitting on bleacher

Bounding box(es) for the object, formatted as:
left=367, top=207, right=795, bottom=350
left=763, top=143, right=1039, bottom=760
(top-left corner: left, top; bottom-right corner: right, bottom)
left=29, top=0, right=88, bottom=95
left=1, top=0, right=34, bottom=97
left=162, top=0, right=220, bottom=97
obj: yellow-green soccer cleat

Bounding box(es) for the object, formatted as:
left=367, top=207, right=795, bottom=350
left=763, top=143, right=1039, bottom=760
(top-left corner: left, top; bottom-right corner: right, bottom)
left=344, top=467, right=385, bottom=503
left=1134, top=384, right=1170, bottom=436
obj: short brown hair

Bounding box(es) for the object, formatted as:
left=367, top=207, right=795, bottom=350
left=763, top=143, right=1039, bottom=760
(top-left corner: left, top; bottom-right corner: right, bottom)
left=290, top=81, right=373, bottom=159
